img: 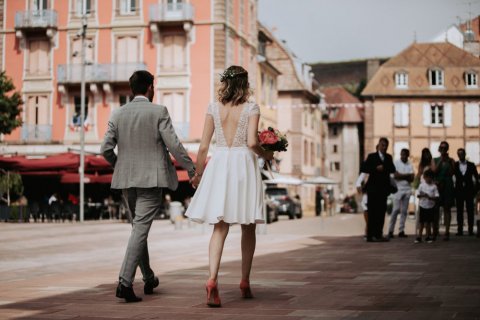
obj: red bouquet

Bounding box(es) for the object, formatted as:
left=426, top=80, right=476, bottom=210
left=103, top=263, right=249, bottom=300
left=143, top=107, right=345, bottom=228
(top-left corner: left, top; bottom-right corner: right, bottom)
left=258, top=127, right=288, bottom=152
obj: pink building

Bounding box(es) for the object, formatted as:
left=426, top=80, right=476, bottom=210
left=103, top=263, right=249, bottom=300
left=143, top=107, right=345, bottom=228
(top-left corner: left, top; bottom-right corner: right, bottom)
left=1, top=0, right=258, bottom=154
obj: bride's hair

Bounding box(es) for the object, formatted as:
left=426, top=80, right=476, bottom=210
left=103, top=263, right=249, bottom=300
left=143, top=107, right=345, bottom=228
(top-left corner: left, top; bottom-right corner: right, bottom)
left=217, top=65, right=251, bottom=106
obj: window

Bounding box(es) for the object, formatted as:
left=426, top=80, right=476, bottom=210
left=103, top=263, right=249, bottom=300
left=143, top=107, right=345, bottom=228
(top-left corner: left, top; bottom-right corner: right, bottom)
left=393, top=102, right=409, bottom=127
left=304, top=112, right=308, bottom=127
left=249, top=4, right=255, bottom=37
left=423, top=103, right=451, bottom=127
left=75, top=0, right=92, bottom=16
left=32, top=0, right=48, bottom=10
left=27, top=39, right=50, bottom=76
left=161, top=92, right=188, bottom=139
left=395, top=72, right=408, bottom=88
left=304, top=140, right=308, bottom=166
left=162, top=34, right=186, bottom=71
left=430, top=141, right=441, bottom=158
left=431, top=104, right=443, bottom=125
left=239, top=0, right=245, bottom=32
left=26, top=96, right=48, bottom=125
left=429, top=69, right=444, bottom=88
left=332, top=126, right=338, bottom=136
left=330, top=162, right=340, bottom=171
left=465, top=102, right=480, bottom=127
left=333, top=144, right=338, bottom=153
left=310, top=142, right=315, bottom=166
left=466, top=141, right=480, bottom=165
left=73, top=96, right=89, bottom=127
left=465, top=72, right=478, bottom=88
left=119, top=0, right=137, bottom=15
left=71, top=37, right=94, bottom=64
left=116, top=36, right=138, bottom=63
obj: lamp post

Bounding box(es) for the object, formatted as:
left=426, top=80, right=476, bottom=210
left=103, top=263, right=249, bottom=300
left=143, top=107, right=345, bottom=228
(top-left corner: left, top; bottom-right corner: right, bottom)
left=79, top=14, right=87, bottom=222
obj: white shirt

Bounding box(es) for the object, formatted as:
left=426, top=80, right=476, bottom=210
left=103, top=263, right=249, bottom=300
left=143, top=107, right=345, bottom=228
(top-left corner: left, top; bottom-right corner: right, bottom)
left=355, top=172, right=368, bottom=188
left=418, top=182, right=439, bottom=209
left=459, top=161, right=467, bottom=175
left=393, top=159, right=414, bottom=192
left=378, top=151, right=385, bottom=162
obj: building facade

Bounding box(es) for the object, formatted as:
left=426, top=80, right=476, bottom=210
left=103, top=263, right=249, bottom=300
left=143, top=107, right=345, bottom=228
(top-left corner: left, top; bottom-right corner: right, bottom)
left=1, top=0, right=258, bottom=154
left=322, top=86, right=363, bottom=197
left=362, top=42, right=480, bottom=168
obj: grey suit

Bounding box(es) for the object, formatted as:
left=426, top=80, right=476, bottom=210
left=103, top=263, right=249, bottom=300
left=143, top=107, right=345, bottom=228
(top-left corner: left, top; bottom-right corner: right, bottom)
left=101, top=96, right=195, bottom=287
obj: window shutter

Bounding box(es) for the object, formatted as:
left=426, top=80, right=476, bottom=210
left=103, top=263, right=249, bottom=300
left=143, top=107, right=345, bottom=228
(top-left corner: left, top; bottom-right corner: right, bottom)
left=466, top=142, right=480, bottom=165
left=394, top=103, right=402, bottom=126
left=430, top=141, right=441, bottom=158
left=423, top=103, right=431, bottom=126
left=465, top=103, right=480, bottom=127
left=444, top=103, right=452, bottom=127
left=402, top=103, right=409, bottom=126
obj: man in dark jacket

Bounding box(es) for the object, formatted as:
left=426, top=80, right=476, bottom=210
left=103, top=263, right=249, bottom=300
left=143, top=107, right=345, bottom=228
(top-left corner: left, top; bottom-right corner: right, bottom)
left=454, top=148, right=479, bottom=236
left=363, top=138, right=396, bottom=242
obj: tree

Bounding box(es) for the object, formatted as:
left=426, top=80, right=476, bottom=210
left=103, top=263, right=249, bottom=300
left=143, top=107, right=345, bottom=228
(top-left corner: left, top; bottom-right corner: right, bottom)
left=0, top=170, right=24, bottom=204
left=0, top=71, right=23, bottom=135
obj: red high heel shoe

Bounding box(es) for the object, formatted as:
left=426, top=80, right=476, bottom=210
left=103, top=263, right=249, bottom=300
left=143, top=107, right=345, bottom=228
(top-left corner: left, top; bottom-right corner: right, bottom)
left=239, top=280, right=253, bottom=299
left=206, top=279, right=221, bottom=307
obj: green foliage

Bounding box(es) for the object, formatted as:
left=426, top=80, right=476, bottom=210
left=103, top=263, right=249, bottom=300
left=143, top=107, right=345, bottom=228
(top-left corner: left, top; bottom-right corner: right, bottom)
left=0, top=71, right=23, bottom=135
left=0, top=172, right=24, bottom=200
left=343, top=79, right=367, bottom=100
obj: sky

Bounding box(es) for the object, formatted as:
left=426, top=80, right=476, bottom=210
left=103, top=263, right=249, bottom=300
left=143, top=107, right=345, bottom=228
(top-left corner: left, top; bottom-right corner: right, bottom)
left=258, top=0, right=480, bottom=63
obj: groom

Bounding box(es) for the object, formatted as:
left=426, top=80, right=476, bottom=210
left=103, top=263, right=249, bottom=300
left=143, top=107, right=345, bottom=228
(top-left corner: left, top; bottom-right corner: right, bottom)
left=101, top=70, right=196, bottom=302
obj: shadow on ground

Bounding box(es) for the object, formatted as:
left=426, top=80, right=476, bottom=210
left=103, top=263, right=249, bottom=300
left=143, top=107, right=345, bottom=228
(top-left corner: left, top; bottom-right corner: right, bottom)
left=1, top=235, right=480, bottom=319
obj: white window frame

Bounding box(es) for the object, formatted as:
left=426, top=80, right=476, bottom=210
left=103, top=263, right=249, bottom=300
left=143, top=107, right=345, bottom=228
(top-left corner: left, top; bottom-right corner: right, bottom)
left=393, top=102, right=409, bottom=127
left=119, top=0, right=136, bottom=15
left=429, top=68, right=444, bottom=88
left=76, top=0, right=92, bottom=17
left=395, top=72, right=408, bottom=88
left=465, top=71, right=478, bottom=88
left=32, top=0, right=48, bottom=11
left=431, top=104, right=444, bottom=126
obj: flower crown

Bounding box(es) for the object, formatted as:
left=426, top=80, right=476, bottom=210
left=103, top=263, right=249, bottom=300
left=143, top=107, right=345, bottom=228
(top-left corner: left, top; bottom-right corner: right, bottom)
left=220, top=69, right=248, bottom=82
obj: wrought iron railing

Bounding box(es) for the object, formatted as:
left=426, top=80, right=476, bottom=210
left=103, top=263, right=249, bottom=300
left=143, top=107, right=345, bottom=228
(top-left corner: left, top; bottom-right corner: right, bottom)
left=15, top=10, right=58, bottom=29
left=149, top=3, right=194, bottom=22
left=57, top=63, right=147, bottom=83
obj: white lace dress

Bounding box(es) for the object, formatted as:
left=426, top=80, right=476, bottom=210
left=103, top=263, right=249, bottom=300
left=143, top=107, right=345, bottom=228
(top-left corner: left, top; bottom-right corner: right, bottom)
left=185, top=102, right=265, bottom=224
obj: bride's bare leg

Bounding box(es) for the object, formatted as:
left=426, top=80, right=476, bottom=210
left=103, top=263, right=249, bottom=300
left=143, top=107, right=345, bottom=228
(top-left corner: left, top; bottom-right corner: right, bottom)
left=241, top=223, right=256, bottom=281
left=208, top=221, right=230, bottom=281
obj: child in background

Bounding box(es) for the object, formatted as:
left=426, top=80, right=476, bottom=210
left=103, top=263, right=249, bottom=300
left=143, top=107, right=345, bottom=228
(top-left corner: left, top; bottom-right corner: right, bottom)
left=416, top=169, right=439, bottom=243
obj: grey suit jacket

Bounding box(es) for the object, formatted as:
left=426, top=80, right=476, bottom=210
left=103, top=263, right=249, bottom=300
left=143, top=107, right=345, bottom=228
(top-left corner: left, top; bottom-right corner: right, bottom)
left=100, top=96, right=195, bottom=190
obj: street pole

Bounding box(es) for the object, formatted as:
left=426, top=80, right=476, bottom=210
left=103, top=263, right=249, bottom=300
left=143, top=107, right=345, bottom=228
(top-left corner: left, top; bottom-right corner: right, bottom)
left=79, top=14, right=87, bottom=222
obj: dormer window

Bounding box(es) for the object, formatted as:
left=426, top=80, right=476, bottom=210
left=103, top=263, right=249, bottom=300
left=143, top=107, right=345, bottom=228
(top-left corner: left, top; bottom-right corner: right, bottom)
left=395, top=72, right=408, bottom=88
left=465, top=71, right=478, bottom=88
left=429, top=68, right=444, bottom=88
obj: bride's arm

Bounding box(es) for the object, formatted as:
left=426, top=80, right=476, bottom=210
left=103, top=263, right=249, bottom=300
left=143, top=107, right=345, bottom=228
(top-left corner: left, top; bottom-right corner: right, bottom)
left=191, top=115, right=215, bottom=187
left=247, top=114, right=273, bottom=160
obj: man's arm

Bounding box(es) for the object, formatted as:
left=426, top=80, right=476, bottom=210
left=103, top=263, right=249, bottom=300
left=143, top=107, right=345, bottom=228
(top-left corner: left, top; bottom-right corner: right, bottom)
left=472, top=163, right=479, bottom=193
left=158, top=107, right=195, bottom=177
left=100, top=118, right=118, bottom=168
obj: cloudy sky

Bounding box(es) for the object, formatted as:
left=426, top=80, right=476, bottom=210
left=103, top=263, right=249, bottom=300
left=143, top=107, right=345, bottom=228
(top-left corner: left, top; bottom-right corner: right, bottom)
left=258, top=0, right=480, bottom=63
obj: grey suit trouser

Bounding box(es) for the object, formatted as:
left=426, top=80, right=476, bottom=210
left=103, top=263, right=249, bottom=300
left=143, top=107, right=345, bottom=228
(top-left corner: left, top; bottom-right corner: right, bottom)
left=119, top=187, right=163, bottom=287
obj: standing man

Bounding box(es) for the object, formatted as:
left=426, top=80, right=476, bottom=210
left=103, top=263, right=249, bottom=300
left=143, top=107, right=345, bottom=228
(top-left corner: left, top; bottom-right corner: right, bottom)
left=101, top=70, right=196, bottom=302
left=388, top=148, right=414, bottom=238
left=454, top=148, right=479, bottom=236
left=363, top=137, right=396, bottom=242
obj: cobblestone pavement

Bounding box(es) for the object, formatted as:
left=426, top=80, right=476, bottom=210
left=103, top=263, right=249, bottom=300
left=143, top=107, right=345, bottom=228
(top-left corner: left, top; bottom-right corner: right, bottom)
left=1, top=214, right=479, bottom=319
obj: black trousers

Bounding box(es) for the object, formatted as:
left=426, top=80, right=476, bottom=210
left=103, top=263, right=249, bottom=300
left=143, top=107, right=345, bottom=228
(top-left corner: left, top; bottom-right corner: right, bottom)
left=367, top=192, right=388, bottom=239
left=456, top=193, right=475, bottom=233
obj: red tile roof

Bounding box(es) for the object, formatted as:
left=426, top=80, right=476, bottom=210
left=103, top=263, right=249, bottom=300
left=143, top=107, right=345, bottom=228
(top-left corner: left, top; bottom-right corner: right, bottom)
left=321, top=86, right=360, bottom=105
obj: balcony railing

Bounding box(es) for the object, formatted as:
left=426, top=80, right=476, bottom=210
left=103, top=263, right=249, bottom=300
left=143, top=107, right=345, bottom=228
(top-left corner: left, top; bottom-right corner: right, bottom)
left=149, top=3, right=194, bottom=23
left=21, top=124, right=52, bottom=142
left=57, top=63, right=147, bottom=84
left=15, top=10, right=58, bottom=29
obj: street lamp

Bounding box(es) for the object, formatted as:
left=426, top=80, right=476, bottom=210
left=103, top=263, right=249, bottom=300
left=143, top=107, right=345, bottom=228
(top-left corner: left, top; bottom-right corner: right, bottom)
left=78, top=14, right=87, bottom=222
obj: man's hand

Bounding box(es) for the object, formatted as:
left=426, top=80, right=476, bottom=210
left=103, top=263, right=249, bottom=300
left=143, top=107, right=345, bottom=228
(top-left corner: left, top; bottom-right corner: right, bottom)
left=264, top=150, right=274, bottom=161
left=376, top=164, right=384, bottom=172
left=356, top=186, right=363, bottom=194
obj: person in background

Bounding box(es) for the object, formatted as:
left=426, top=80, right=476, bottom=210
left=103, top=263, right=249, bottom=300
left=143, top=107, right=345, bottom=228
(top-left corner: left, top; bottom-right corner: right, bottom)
left=388, top=148, right=414, bottom=238
left=356, top=171, right=369, bottom=240
left=431, top=141, right=455, bottom=241
left=416, top=169, right=439, bottom=244
left=454, top=148, right=479, bottom=236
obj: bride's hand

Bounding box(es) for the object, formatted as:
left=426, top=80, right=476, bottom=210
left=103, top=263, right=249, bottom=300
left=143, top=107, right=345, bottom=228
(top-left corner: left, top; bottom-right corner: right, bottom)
left=263, top=150, right=274, bottom=161
left=190, top=175, right=201, bottom=189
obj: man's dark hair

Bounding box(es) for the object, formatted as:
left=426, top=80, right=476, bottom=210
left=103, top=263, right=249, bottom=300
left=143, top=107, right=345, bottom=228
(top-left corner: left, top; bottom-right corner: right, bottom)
left=129, top=70, right=154, bottom=95
left=423, top=169, right=434, bottom=179
left=401, top=148, right=410, bottom=156
left=439, top=140, right=449, bottom=150
left=379, top=137, right=389, bottom=146
left=457, top=148, right=465, bottom=153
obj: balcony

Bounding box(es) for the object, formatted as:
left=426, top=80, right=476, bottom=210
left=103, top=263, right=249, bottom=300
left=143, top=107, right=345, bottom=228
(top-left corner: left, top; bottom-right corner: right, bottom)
left=149, top=3, right=194, bottom=25
left=57, top=63, right=147, bottom=84
left=21, top=124, right=52, bottom=142
left=15, top=10, right=58, bottom=30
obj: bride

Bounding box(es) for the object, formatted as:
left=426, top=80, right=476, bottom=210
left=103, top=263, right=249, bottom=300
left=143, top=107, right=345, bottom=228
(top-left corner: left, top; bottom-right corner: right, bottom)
left=185, top=65, right=274, bottom=307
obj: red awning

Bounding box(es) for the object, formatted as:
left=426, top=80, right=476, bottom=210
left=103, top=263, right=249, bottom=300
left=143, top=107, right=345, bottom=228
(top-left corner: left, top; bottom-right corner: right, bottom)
left=85, top=155, right=112, bottom=172
left=60, top=173, right=98, bottom=184
left=0, top=153, right=79, bottom=172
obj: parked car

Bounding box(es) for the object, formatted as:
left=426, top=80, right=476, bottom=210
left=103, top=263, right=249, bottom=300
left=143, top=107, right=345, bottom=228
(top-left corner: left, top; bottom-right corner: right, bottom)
left=265, top=187, right=302, bottom=220
left=265, top=198, right=279, bottom=224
